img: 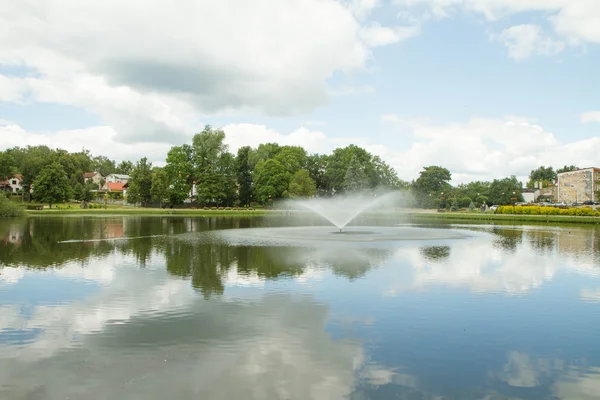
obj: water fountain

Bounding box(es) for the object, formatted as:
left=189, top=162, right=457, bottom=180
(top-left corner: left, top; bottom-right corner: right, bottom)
left=194, top=191, right=477, bottom=247
left=288, top=191, right=404, bottom=233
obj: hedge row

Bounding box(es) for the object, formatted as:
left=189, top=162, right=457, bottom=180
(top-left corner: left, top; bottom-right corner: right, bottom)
left=497, top=205, right=599, bottom=217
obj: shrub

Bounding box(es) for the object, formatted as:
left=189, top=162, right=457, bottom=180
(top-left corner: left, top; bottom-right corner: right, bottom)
left=493, top=205, right=599, bottom=217
left=459, top=197, right=472, bottom=208
left=0, top=195, right=24, bottom=218
left=468, top=201, right=475, bottom=212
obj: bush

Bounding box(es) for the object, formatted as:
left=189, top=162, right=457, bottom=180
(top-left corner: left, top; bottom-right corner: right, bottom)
left=0, top=195, right=24, bottom=218
left=459, top=197, right=472, bottom=208
left=496, top=204, right=598, bottom=217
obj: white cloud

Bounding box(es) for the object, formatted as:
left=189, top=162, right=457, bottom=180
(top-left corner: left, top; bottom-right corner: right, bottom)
left=395, top=0, right=600, bottom=56
left=0, top=257, right=397, bottom=399
left=495, top=24, right=565, bottom=60
left=346, top=0, right=381, bottom=19
left=0, top=0, right=415, bottom=143
left=581, top=111, right=600, bottom=124
left=385, top=226, right=600, bottom=296
left=381, top=115, right=600, bottom=183
left=0, top=123, right=175, bottom=164
left=360, top=23, right=421, bottom=47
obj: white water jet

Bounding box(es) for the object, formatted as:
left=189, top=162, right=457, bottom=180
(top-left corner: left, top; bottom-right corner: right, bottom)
left=288, top=191, right=406, bottom=231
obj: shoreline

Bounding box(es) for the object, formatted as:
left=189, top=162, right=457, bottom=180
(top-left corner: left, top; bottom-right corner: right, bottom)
left=22, top=208, right=600, bottom=224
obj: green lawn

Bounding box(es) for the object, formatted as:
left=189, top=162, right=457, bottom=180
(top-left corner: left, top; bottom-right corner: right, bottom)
left=25, top=208, right=272, bottom=216
left=404, top=211, right=600, bottom=224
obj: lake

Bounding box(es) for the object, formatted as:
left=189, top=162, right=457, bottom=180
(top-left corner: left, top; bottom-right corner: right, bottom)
left=1, top=215, right=599, bottom=399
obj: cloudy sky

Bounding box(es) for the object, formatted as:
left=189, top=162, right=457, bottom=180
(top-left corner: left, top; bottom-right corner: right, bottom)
left=0, top=0, right=599, bottom=183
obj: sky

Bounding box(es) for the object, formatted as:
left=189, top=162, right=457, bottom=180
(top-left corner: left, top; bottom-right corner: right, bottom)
left=0, top=0, right=599, bottom=184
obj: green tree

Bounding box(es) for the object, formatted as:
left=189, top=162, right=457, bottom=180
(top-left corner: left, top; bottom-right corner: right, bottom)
left=150, top=168, right=169, bottom=206
left=527, top=166, right=557, bottom=188
left=115, top=160, right=134, bottom=175
left=127, top=157, right=153, bottom=205
left=0, top=152, right=16, bottom=181
left=253, top=159, right=290, bottom=203
left=73, top=183, right=84, bottom=201
left=274, top=146, right=306, bottom=175
left=343, top=155, right=369, bottom=192
left=192, top=125, right=234, bottom=205
left=372, top=155, right=404, bottom=189
left=92, top=156, right=116, bottom=177
left=413, top=166, right=452, bottom=207
left=20, top=146, right=53, bottom=198
left=305, top=154, right=328, bottom=195
left=164, top=144, right=194, bottom=206
left=414, top=166, right=452, bottom=194
left=488, top=176, right=524, bottom=205
left=236, top=146, right=253, bottom=207
left=249, top=143, right=280, bottom=168
left=324, top=145, right=374, bottom=194
left=450, top=197, right=459, bottom=211
left=32, top=162, right=72, bottom=208
left=288, top=169, right=317, bottom=198
left=217, top=152, right=238, bottom=206
left=82, top=181, right=95, bottom=203
left=556, top=165, right=578, bottom=174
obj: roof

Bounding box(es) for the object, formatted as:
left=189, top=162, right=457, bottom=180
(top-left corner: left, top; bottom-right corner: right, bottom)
left=105, top=182, right=126, bottom=191
left=83, top=172, right=98, bottom=178
left=108, top=174, right=130, bottom=179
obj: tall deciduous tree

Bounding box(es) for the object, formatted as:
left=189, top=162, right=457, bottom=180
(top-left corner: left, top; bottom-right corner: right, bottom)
left=488, top=176, right=524, bottom=205
left=127, top=158, right=153, bottom=206
left=115, top=160, right=134, bottom=175
left=150, top=168, right=169, bottom=207
left=343, top=155, right=369, bottom=192
left=305, top=154, right=328, bottom=195
left=164, top=144, right=194, bottom=206
left=325, top=145, right=374, bottom=194
left=253, top=159, right=290, bottom=203
left=192, top=125, right=236, bottom=205
left=236, top=146, right=253, bottom=207
left=92, top=155, right=116, bottom=177
left=32, top=162, right=72, bottom=208
left=414, top=166, right=452, bottom=194
left=73, top=183, right=84, bottom=201
left=288, top=169, right=317, bottom=198
left=527, top=166, right=557, bottom=188
left=0, top=152, right=16, bottom=182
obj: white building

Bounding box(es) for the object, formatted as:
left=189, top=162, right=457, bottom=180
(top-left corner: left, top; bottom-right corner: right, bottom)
left=1, top=174, right=24, bottom=193
left=83, top=172, right=105, bottom=188
left=105, top=174, right=130, bottom=184
left=557, top=167, right=600, bottom=204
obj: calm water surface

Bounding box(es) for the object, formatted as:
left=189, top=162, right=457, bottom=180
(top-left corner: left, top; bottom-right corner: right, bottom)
left=1, top=216, right=599, bottom=399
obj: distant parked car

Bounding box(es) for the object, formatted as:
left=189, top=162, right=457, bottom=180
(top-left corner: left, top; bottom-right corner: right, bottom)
left=515, top=202, right=527, bottom=206
left=489, top=205, right=499, bottom=212
left=583, top=200, right=594, bottom=205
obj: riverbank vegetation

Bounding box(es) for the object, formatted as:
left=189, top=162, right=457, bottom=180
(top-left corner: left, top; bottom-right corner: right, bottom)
left=1, top=126, right=595, bottom=211
left=0, top=195, right=24, bottom=218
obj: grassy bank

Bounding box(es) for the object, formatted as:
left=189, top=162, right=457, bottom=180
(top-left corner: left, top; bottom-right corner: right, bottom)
left=25, top=208, right=272, bottom=216
left=405, top=211, right=600, bottom=224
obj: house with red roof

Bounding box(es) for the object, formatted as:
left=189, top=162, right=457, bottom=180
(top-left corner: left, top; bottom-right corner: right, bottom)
left=102, top=182, right=126, bottom=192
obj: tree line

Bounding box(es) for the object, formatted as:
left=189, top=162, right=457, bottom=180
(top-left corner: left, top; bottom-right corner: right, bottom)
left=126, top=126, right=406, bottom=207
left=0, top=124, right=583, bottom=208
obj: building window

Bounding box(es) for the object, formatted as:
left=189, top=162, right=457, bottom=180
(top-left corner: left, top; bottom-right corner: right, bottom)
left=11, top=180, right=17, bottom=185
